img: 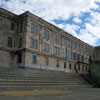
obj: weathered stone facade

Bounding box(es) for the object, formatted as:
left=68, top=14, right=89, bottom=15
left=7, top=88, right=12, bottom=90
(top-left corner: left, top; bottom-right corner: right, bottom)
left=0, top=8, right=94, bottom=73
left=93, top=46, right=100, bottom=63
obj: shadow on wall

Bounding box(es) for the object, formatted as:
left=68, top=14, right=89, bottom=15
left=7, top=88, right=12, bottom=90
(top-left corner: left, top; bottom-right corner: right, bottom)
left=91, top=62, right=100, bottom=82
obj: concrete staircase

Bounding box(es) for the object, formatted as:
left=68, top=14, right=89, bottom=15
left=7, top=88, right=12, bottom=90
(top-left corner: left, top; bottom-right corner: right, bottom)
left=0, top=67, right=92, bottom=91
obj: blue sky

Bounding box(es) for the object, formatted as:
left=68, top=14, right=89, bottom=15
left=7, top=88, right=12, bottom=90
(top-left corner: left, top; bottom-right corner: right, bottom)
left=0, top=0, right=100, bottom=46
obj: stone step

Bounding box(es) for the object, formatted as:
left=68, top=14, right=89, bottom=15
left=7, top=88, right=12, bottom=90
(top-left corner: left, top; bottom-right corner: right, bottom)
left=0, top=73, right=82, bottom=78
left=0, top=85, right=92, bottom=91
left=0, top=68, right=92, bottom=91
left=0, top=72, right=79, bottom=76
left=0, top=78, right=84, bottom=82
left=0, top=80, right=88, bottom=83
left=0, top=82, right=89, bottom=86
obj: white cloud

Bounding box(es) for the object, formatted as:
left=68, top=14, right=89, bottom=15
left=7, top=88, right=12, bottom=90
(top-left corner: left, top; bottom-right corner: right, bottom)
left=0, top=0, right=99, bottom=21
left=78, top=11, right=100, bottom=46
left=73, top=17, right=82, bottom=23
left=0, top=0, right=100, bottom=46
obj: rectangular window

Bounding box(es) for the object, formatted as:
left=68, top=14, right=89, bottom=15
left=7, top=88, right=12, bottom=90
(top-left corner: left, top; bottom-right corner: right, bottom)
left=43, top=42, right=50, bottom=52
left=34, top=40, right=38, bottom=49
left=62, top=37, right=66, bottom=46
left=7, top=37, right=13, bottom=48
left=19, top=22, right=23, bottom=32
left=81, top=55, right=84, bottom=62
left=30, top=38, right=38, bottom=49
left=68, top=50, right=72, bottom=60
left=62, top=48, right=66, bottom=57
left=33, top=55, right=37, bottom=64
left=43, top=29, right=50, bottom=40
left=19, top=38, right=22, bottom=48
left=73, top=52, right=76, bottom=61
left=54, top=34, right=60, bottom=44
left=11, top=23, right=14, bottom=30
left=31, top=23, right=38, bottom=35
left=54, top=46, right=59, bottom=55
left=68, top=40, right=71, bottom=48
left=0, top=18, right=2, bottom=29
left=77, top=54, right=80, bottom=62
left=56, top=60, right=59, bottom=67
left=64, top=62, right=66, bottom=68
left=45, top=58, right=49, bottom=66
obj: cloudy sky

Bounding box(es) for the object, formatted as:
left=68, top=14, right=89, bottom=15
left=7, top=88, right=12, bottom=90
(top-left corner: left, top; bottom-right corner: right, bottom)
left=0, top=0, right=100, bottom=46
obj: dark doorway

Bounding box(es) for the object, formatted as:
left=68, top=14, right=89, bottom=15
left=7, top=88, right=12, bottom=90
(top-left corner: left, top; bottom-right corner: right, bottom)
left=18, top=53, right=22, bottom=63
left=69, top=63, right=71, bottom=69
left=64, top=62, right=66, bottom=68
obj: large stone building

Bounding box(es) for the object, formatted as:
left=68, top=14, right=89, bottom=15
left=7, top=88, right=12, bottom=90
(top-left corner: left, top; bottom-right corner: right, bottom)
left=0, top=8, right=94, bottom=73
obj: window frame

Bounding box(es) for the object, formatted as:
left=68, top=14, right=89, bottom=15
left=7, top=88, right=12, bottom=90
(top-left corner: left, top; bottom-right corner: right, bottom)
left=0, top=18, right=3, bottom=29
left=7, top=37, right=13, bottom=48
left=54, top=46, right=59, bottom=56
left=31, top=23, right=39, bottom=35
left=45, top=58, right=49, bottom=66
left=43, top=42, right=50, bottom=52
left=33, top=55, right=37, bottom=64
left=43, top=28, right=50, bottom=40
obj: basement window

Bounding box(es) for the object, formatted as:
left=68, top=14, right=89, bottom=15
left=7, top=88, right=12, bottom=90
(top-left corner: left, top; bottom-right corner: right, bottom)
left=33, top=55, right=37, bottom=64
left=56, top=60, right=59, bottom=67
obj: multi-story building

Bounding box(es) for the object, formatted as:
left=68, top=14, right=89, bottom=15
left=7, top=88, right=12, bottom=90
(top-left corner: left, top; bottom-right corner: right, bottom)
left=0, top=8, right=94, bottom=73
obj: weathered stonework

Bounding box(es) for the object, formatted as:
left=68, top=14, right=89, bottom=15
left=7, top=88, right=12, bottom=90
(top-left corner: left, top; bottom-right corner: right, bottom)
left=0, top=8, right=96, bottom=73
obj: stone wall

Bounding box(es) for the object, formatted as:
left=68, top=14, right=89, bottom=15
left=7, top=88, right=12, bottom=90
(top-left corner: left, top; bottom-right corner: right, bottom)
left=93, top=46, right=100, bottom=63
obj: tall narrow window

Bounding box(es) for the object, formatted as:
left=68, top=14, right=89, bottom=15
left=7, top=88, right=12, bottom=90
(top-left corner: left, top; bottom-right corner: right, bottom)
left=34, top=40, right=38, bottom=49
left=19, top=22, right=23, bottom=32
left=73, top=52, right=76, bottom=61
left=31, top=23, right=38, bottom=35
left=77, top=54, right=80, bottom=62
left=54, top=46, right=59, bottom=55
left=43, top=42, right=50, bottom=52
left=68, top=40, right=71, bottom=48
left=43, top=29, right=50, bottom=40
left=62, top=37, right=66, bottom=46
left=64, top=62, right=66, bottom=68
left=30, top=38, right=34, bottom=48
left=56, top=60, right=59, bottom=67
left=7, top=37, right=13, bottom=48
left=33, top=55, right=37, bottom=64
left=30, top=38, right=38, bottom=49
left=54, top=34, right=60, bottom=44
left=62, top=48, right=66, bottom=57
left=19, top=38, right=22, bottom=48
left=45, top=58, right=49, bottom=66
left=11, top=23, right=14, bottom=30
left=68, top=50, right=72, bottom=60
left=0, top=18, right=2, bottom=29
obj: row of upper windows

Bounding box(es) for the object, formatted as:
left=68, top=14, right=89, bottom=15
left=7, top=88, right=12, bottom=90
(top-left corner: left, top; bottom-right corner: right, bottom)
left=0, top=18, right=15, bottom=31
left=29, top=38, right=66, bottom=57
left=0, top=18, right=92, bottom=55
left=6, top=37, right=22, bottom=48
